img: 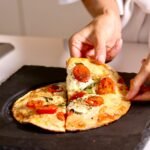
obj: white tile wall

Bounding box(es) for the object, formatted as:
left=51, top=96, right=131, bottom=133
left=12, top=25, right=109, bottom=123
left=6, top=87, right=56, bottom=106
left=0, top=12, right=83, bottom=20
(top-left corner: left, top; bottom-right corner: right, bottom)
left=0, top=0, right=91, bottom=38
left=0, top=0, right=22, bottom=35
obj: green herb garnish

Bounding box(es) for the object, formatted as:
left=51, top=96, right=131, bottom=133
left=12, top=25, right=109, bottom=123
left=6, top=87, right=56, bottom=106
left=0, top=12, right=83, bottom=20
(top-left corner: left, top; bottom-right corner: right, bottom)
left=85, top=88, right=93, bottom=94
left=43, top=96, right=53, bottom=102
left=58, top=103, right=66, bottom=107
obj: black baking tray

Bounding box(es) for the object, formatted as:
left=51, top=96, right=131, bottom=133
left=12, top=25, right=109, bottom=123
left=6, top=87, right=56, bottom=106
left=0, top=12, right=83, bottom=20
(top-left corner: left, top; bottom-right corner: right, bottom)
left=0, top=65, right=150, bottom=150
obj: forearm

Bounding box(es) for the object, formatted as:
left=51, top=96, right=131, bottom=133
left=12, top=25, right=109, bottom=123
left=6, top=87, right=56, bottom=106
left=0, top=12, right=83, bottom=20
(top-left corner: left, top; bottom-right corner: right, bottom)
left=81, top=0, right=120, bottom=18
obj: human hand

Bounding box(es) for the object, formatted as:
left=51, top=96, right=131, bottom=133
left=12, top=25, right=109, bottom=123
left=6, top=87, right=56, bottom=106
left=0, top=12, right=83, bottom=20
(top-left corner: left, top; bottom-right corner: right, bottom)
left=126, top=54, right=150, bottom=101
left=69, top=10, right=122, bottom=63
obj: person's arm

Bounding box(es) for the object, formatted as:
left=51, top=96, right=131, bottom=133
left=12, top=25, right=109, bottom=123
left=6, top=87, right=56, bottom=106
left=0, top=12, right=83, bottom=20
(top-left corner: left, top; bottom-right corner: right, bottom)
left=81, top=0, right=120, bottom=18
left=69, top=0, right=122, bottom=63
left=126, top=54, right=150, bottom=101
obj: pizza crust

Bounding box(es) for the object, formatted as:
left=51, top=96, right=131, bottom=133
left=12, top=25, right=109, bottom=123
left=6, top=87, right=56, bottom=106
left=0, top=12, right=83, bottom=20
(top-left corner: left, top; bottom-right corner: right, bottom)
left=12, top=58, right=131, bottom=132
left=66, top=58, right=131, bottom=131
left=12, top=82, right=66, bottom=132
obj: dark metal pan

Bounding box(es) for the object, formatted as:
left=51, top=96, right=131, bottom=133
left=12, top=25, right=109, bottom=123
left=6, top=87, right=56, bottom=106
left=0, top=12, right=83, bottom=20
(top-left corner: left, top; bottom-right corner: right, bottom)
left=0, top=66, right=149, bottom=150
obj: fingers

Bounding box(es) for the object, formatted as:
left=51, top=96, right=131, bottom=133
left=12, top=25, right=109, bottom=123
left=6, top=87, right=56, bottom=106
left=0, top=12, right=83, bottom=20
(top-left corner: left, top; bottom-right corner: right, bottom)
left=69, top=35, right=120, bottom=63
left=126, top=78, right=141, bottom=100
left=94, top=36, right=106, bottom=63
left=69, top=34, right=82, bottom=58
left=69, top=31, right=107, bottom=63
left=69, top=28, right=121, bottom=64
left=69, top=28, right=93, bottom=58
left=106, top=39, right=123, bottom=62
left=126, top=54, right=150, bottom=100
left=126, top=71, right=149, bottom=100
left=132, top=91, right=150, bottom=101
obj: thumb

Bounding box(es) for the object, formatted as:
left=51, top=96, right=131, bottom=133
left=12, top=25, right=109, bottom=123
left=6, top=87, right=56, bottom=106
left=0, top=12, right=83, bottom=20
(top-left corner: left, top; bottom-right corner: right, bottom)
left=126, top=70, right=149, bottom=100
left=126, top=79, right=141, bottom=100
left=126, top=54, right=150, bottom=100
left=94, top=37, right=106, bottom=63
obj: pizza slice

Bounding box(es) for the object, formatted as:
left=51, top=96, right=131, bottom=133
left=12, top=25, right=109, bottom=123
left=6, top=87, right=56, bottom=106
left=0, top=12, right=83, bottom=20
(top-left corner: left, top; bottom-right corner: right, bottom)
left=65, top=58, right=130, bottom=131
left=12, top=82, right=67, bottom=132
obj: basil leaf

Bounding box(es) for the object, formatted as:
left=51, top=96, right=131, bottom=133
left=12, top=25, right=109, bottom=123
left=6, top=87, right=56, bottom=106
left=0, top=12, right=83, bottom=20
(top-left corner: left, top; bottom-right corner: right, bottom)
left=43, top=96, right=53, bottom=102
left=85, top=88, right=93, bottom=94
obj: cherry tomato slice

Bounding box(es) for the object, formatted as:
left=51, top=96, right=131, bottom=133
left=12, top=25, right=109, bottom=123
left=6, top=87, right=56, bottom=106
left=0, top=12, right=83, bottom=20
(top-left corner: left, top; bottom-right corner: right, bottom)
left=36, top=104, right=57, bottom=114
left=57, top=112, right=66, bottom=121
left=26, top=100, right=44, bottom=109
left=97, top=77, right=115, bottom=94
left=69, top=91, right=85, bottom=101
left=85, top=96, right=104, bottom=106
left=47, top=85, right=63, bottom=93
left=73, top=64, right=90, bottom=82
left=118, top=77, right=125, bottom=84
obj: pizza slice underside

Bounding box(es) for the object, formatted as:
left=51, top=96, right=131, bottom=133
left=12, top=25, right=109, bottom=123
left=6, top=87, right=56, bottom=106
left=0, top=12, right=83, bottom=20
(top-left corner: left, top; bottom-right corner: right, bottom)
left=66, top=58, right=131, bottom=131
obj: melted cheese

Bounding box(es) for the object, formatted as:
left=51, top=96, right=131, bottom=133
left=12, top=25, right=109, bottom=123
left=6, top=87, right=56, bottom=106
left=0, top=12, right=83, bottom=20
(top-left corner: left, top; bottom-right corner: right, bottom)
left=67, top=75, right=94, bottom=91
left=67, top=94, right=103, bottom=118
left=68, top=101, right=89, bottom=114
left=83, top=107, right=100, bottom=119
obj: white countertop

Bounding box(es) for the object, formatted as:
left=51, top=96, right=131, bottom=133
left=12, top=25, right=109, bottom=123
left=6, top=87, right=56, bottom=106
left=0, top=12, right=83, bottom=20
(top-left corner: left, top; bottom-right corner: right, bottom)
left=0, top=35, right=150, bottom=149
left=0, top=35, right=149, bottom=84
left=0, top=35, right=70, bottom=83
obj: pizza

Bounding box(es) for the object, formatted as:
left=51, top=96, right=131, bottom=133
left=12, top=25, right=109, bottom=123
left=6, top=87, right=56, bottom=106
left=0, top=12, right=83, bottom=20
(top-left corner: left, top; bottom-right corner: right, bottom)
left=65, top=58, right=130, bottom=131
left=12, top=58, right=131, bottom=132
left=12, top=82, right=67, bottom=132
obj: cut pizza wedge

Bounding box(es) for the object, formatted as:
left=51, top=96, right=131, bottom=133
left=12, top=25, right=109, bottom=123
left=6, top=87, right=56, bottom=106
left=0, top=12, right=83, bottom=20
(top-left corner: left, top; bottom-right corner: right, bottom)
left=66, top=58, right=131, bottom=131
left=12, top=58, right=131, bottom=132
left=12, top=82, right=67, bottom=132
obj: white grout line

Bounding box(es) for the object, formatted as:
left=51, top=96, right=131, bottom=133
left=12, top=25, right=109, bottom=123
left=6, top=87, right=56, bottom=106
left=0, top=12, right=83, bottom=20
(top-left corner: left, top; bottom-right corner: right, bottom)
left=17, top=0, right=26, bottom=35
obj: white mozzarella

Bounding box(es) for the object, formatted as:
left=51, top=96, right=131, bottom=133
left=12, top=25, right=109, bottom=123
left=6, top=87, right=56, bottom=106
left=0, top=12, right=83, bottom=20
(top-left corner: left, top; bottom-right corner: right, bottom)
left=102, top=94, right=121, bottom=107
left=67, top=74, right=94, bottom=91
left=83, top=106, right=100, bottom=119
left=51, top=96, right=65, bottom=103
left=68, top=101, right=88, bottom=114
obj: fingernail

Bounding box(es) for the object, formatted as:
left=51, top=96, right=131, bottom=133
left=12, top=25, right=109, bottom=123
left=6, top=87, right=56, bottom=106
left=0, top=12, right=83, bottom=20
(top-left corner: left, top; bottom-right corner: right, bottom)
left=96, top=55, right=105, bottom=63
left=126, top=90, right=135, bottom=100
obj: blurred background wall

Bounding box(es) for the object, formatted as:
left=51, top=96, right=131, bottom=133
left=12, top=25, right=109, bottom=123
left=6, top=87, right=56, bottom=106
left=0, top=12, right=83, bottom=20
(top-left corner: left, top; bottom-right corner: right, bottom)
left=0, top=0, right=91, bottom=38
